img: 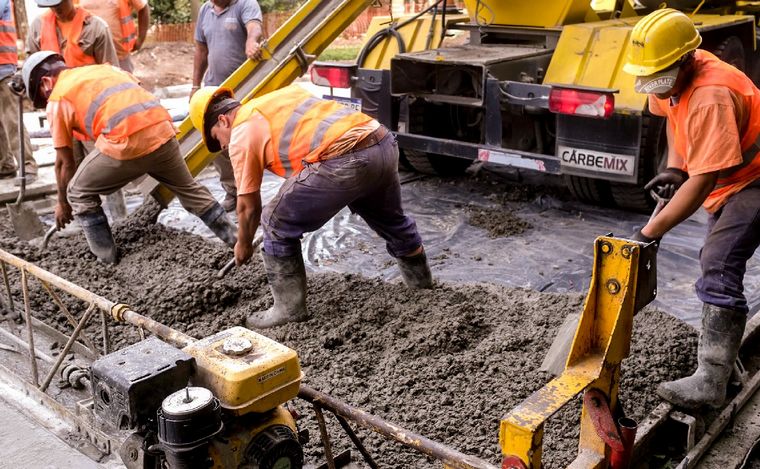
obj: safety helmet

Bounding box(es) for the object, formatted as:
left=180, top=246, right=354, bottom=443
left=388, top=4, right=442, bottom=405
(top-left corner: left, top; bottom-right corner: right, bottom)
left=189, top=86, right=238, bottom=153
left=21, top=51, right=65, bottom=109
left=623, top=8, right=701, bottom=77
left=35, top=0, right=64, bottom=6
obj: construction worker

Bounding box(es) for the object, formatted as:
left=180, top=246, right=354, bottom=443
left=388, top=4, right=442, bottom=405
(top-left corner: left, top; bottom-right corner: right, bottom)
left=78, top=0, right=150, bottom=73
left=624, top=9, right=760, bottom=409
left=189, top=85, right=433, bottom=328
left=0, top=0, right=37, bottom=183
left=21, top=51, right=237, bottom=263
left=191, top=0, right=265, bottom=212
left=27, top=0, right=118, bottom=66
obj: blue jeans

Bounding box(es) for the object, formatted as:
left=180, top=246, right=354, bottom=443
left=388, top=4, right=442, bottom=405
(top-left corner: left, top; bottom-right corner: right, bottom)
left=695, top=180, right=760, bottom=314
left=261, top=132, right=423, bottom=258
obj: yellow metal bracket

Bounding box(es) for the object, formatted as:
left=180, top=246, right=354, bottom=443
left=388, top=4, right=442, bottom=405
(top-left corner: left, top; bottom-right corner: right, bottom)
left=500, top=236, right=656, bottom=468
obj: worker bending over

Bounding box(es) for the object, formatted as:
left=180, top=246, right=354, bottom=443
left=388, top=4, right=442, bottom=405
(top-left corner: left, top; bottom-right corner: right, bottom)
left=625, top=9, right=760, bottom=409
left=21, top=52, right=237, bottom=263
left=27, top=0, right=117, bottom=66
left=189, top=85, right=433, bottom=328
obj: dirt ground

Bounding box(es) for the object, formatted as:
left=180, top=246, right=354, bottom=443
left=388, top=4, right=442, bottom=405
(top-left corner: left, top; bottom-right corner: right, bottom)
left=132, top=42, right=195, bottom=91
left=0, top=197, right=698, bottom=467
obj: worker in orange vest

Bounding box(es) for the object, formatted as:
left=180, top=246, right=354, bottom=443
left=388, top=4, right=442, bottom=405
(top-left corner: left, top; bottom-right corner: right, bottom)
left=78, top=0, right=150, bottom=73
left=21, top=51, right=238, bottom=264
left=189, top=85, right=433, bottom=329
left=26, top=0, right=117, bottom=67
left=0, top=0, right=38, bottom=183
left=625, top=9, right=760, bottom=409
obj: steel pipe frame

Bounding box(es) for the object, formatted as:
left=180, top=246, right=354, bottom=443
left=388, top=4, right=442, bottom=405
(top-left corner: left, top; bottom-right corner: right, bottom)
left=299, top=384, right=499, bottom=469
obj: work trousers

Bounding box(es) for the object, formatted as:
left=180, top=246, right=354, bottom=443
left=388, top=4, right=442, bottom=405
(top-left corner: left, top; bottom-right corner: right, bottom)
left=696, top=180, right=760, bottom=314
left=261, top=132, right=423, bottom=258
left=67, top=137, right=216, bottom=216
left=212, top=149, right=237, bottom=198
left=0, top=77, right=37, bottom=176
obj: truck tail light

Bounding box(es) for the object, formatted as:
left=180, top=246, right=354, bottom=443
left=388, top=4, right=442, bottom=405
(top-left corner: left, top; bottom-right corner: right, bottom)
left=549, top=88, right=614, bottom=119
left=310, top=63, right=355, bottom=88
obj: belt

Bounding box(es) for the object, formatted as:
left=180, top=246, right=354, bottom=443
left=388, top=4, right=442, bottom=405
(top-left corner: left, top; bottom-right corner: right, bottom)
left=350, top=126, right=390, bottom=152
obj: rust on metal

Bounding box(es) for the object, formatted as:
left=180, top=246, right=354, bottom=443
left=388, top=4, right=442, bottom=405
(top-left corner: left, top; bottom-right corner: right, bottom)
left=299, top=384, right=498, bottom=469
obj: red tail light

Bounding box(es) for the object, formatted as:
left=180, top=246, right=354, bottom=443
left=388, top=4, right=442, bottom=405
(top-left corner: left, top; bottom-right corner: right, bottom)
left=549, top=88, right=614, bottom=119
left=310, top=63, right=355, bottom=88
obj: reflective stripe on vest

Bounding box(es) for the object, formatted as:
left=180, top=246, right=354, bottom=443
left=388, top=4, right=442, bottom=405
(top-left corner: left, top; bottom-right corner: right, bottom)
left=40, top=8, right=97, bottom=67
left=654, top=49, right=760, bottom=198
left=48, top=65, right=170, bottom=142
left=0, top=1, right=17, bottom=65
left=232, top=85, right=374, bottom=177
left=118, top=0, right=137, bottom=51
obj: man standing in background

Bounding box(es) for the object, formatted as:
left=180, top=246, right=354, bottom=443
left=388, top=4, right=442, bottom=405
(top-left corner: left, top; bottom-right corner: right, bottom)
left=78, top=0, right=150, bottom=73
left=191, top=0, right=264, bottom=212
left=0, top=0, right=37, bottom=183
left=27, top=0, right=118, bottom=66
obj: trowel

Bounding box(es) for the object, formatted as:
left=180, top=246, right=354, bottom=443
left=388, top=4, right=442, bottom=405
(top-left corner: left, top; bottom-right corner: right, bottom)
left=6, top=78, right=45, bottom=241
left=540, top=193, right=668, bottom=376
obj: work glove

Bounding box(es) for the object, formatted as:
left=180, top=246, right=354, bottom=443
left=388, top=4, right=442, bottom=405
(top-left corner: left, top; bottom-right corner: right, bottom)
left=644, top=168, right=688, bottom=200
left=629, top=229, right=660, bottom=253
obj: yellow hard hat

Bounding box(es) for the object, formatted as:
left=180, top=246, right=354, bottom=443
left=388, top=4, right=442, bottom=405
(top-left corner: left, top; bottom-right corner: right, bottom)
left=189, top=86, right=237, bottom=153
left=623, top=8, right=701, bottom=77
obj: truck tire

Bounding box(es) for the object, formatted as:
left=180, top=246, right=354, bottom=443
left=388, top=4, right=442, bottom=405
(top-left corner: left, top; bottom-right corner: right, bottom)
left=564, top=175, right=614, bottom=207
left=402, top=149, right=472, bottom=176
left=712, top=35, right=745, bottom=72
left=609, top=116, right=665, bottom=213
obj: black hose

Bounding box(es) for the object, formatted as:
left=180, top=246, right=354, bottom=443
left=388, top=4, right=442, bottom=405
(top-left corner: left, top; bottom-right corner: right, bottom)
left=357, top=0, right=448, bottom=68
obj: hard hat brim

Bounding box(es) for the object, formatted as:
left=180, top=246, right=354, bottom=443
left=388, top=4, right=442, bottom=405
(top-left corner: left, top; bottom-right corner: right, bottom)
left=633, top=66, right=680, bottom=94
left=36, top=0, right=63, bottom=6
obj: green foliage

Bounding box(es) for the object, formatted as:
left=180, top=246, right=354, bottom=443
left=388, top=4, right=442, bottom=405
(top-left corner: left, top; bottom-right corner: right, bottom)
left=151, top=0, right=192, bottom=24
left=258, top=0, right=305, bottom=13
left=318, top=45, right=360, bottom=62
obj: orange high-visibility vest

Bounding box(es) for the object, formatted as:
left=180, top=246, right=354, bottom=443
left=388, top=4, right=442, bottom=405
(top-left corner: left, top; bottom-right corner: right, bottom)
left=48, top=64, right=170, bottom=143
left=0, top=0, right=17, bottom=65
left=40, top=8, right=97, bottom=67
left=232, top=85, right=374, bottom=177
left=118, top=0, right=137, bottom=53
left=654, top=49, right=760, bottom=212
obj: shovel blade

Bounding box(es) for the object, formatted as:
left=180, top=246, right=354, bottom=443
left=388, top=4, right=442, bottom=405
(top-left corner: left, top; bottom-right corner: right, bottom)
left=7, top=203, right=45, bottom=241
left=540, top=312, right=580, bottom=376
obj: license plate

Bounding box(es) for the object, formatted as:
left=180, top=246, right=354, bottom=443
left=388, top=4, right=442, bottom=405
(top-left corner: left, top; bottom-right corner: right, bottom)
left=478, top=149, right=547, bottom=172
left=558, top=145, right=635, bottom=177
left=323, top=95, right=362, bottom=112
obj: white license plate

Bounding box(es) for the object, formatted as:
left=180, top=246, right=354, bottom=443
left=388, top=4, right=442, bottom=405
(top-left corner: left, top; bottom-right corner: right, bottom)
left=478, top=149, right=547, bottom=172
left=323, top=95, right=362, bottom=112
left=558, top=145, right=635, bottom=177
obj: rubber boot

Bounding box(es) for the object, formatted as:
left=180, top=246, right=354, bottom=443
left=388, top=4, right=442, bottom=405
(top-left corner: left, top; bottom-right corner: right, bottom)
left=245, top=251, right=308, bottom=329
left=397, top=250, right=433, bottom=289
left=75, top=208, right=117, bottom=264
left=657, top=304, right=747, bottom=409
left=199, top=202, right=237, bottom=248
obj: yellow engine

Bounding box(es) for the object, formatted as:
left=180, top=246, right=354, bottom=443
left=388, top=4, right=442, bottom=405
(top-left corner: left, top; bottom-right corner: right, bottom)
left=95, top=327, right=304, bottom=469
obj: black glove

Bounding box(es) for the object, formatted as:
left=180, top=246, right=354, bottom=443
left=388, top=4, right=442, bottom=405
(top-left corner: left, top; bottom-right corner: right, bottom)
left=629, top=230, right=661, bottom=252
left=644, top=168, right=688, bottom=200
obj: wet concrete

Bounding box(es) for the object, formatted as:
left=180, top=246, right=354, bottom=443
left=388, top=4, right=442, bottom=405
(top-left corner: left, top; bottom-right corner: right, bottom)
left=0, top=200, right=698, bottom=467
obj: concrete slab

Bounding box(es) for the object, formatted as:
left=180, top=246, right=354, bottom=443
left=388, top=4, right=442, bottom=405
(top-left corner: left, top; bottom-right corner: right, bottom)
left=0, top=397, right=104, bottom=469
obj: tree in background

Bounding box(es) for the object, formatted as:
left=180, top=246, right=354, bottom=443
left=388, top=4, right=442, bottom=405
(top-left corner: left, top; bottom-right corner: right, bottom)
left=258, top=0, right=305, bottom=13
left=151, top=0, right=192, bottom=24
left=13, top=0, right=28, bottom=50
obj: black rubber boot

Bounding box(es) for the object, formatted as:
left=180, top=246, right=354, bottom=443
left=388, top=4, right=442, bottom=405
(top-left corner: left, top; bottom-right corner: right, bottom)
left=246, top=251, right=308, bottom=329
left=397, top=250, right=433, bottom=289
left=657, top=304, right=746, bottom=409
left=199, top=202, right=237, bottom=248
left=76, top=208, right=117, bottom=264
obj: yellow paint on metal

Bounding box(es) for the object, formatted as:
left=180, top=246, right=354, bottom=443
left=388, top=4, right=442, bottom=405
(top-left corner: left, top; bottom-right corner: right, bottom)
left=544, top=14, right=755, bottom=114
left=152, top=0, right=375, bottom=206
left=183, top=326, right=303, bottom=416
left=359, top=13, right=469, bottom=70
left=500, top=237, right=646, bottom=467
left=461, top=0, right=593, bottom=27
left=209, top=405, right=297, bottom=468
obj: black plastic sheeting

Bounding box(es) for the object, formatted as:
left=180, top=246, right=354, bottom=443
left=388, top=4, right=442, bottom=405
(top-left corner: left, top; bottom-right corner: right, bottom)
left=156, top=165, right=759, bottom=328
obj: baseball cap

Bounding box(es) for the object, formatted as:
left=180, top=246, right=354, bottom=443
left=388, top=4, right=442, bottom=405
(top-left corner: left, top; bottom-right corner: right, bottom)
left=633, top=61, right=682, bottom=95
left=35, top=0, right=64, bottom=7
